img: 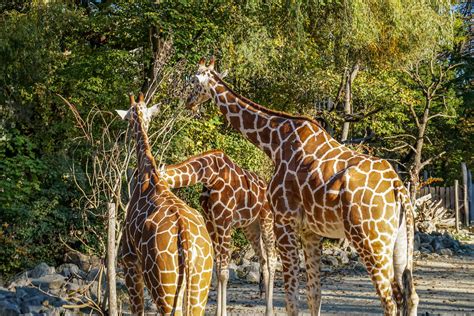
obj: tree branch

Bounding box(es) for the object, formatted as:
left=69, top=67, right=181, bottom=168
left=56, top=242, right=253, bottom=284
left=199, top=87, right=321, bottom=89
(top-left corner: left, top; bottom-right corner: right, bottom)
left=420, top=151, right=446, bottom=170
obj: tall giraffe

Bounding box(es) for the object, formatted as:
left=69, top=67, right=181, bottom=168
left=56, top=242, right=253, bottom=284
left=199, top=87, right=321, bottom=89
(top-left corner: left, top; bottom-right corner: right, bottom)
left=158, top=149, right=276, bottom=316
left=185, top=57, right=419, bottom=316
left=116, top=93, right=213, bottom=315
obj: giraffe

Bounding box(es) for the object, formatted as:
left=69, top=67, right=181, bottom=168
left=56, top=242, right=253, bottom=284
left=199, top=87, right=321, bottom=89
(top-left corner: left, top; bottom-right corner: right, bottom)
left=184, top=57, right=419, bottom=316
left=158, top=149, right=276, bottom=316
left=116, top=93, right=213, bottom=315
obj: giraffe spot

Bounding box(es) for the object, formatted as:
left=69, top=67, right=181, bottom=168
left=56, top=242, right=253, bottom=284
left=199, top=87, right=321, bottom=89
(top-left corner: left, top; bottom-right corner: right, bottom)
left=260, top=128, right=271, bottom=144
left=229, top=115, right=240, bottom=127
left=242, top=110, right=255, bottom=124
left=376, top=180, right=392, bottom=193
left=215, top=85, right=225, bottom=94
left=358, top=161, right=372, bottom=173
left=315, top=143, right=331, bottom=156
left=218, top=94, right=227, bottom=104
left=297, top=126, right=313, bottom=143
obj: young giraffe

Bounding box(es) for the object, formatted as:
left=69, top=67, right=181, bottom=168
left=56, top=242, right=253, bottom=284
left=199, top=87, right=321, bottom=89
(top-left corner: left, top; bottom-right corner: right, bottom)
left=158, top=149, right=276, bottom=316
left=116, top=93, right=213, bottom=315
left=185, top=57, right=419, bottom=316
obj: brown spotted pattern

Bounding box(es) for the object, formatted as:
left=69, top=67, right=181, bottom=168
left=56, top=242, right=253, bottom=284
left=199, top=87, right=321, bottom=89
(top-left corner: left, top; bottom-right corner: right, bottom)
left=185, top=58, right=419, bottom=316
left=118, top=94, right=213, bottom=315
left=159, top=150, right=276, bottom=316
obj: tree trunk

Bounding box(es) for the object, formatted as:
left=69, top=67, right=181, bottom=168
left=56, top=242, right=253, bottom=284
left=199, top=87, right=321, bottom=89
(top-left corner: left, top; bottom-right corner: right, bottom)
left=341, top=62, right=359, bottom=142
left=107, top=202, right=118, bottom=316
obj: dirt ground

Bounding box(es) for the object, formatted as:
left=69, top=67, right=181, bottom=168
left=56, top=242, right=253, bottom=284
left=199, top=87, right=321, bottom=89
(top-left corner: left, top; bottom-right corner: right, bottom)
left=206, top=249, right=474, bottom=315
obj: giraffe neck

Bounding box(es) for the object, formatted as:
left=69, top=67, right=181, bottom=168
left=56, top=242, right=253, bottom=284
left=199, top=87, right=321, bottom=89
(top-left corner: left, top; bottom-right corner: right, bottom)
left=207, top=72, right=328, bottom=160
left=161, top=150, right=225, bottom=189
left=131, top=108, right=166, bottom=190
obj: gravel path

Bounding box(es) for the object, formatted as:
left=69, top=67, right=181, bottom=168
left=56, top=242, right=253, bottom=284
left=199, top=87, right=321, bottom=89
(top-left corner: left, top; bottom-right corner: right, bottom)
left=206, top=252, right=474, bottom=315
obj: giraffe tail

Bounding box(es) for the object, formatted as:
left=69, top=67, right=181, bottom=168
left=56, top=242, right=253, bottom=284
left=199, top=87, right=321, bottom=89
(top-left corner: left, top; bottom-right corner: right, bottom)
left=178, top=216, right=193, bottom=316
left=396, top=186, right=419, bottom=316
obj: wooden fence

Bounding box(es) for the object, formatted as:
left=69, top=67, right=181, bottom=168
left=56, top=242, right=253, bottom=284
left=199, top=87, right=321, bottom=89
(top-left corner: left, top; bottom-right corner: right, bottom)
left=417, top=162, right=473, bottom=226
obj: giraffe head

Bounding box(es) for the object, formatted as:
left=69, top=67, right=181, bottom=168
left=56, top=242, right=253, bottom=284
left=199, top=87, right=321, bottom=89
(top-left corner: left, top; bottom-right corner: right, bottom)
left=116, top=93, right=160, bottom=131
left=186, top=56, right=226, bottom=113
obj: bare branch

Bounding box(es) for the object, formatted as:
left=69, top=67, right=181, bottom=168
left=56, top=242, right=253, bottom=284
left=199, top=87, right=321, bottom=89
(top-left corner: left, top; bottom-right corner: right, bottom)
left=427, top=113, right=456, bottom=121
left=420, top=151, right=446, bottom=170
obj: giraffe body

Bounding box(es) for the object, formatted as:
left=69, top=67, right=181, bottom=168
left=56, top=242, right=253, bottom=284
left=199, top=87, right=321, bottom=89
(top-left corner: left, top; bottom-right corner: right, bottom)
left=159, top=150, right=276, bottom=316
left=117, top=94, right=213, bottom=315
left=186, top=58, right=419, bottom=316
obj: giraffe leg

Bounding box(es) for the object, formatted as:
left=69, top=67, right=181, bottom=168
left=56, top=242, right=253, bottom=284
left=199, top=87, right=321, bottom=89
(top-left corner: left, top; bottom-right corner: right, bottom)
left=348, top=233, right=397, bottom=315
left=213, top=216, right=232, bottom=316
left=259, top=202, right=276, bottom=316
left=123, top=259, right=145, bottom=315
left=274, top=214, right=300, bottom=316
left=301, top=228, right=322, bottom=316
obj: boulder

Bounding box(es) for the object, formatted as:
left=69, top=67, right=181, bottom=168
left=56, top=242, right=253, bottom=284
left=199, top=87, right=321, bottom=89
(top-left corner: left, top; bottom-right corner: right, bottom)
left=29, top=263, right=55, bottom=279
left=64, top=251, right=101, bottom=271
left=57, top=263, right=85, bottom=279
left=245, top=262, right=261, bottom=284
left=321, top=255, right=339, bottom=267
left=439, top=248, right=453, bottom=256
left=31, top=274, right=66, bottom=291
left=0, top=300, right=21, bottom=316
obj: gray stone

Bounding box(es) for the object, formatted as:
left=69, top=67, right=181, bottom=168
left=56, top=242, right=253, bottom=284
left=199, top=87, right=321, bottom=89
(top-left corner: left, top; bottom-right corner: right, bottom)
left=20, top=300, right=45, bottom=314
left=322, top=255, right=339, bottom=267
left=228, top=262, right=239, bottom=281
left=15, top=286, right=44, bottom=300
left=57, top=263, right=85, bottom=279
left=8, top=272, right=30, bottom=290
left=419, top=233, right=434, bottom=244
left=339, top=251, right=350, bottom=265
left=420, top=246, right=433, bottom=254
left=439, top=248, right=453, bottom=256
left=31, top=274, right=66, bottom=291
left=0, top=300, right=20, bottom=316
left=64, top=251, right=101, bottom=272
left=431, top=238, right=444, bottom=252
left=86, top=267, right=105, bottom=282
left=29, top=262, right=55, bottom=279
left=245, top=262, right=261, bottom=284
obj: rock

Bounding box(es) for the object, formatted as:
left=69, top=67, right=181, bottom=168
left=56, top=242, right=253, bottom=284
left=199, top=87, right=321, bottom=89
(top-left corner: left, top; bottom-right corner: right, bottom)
left=236, top=259, right=250, bottom=279
left=420, top=246, right=433, bottom=254
left=64, top=251, right=101, bottom=271
left=31, top=274, right=66, bottom=291
left=86, top=267, right=105, bottom=282
left=0, top=300, right=21, bottom=316
left=339, top=251, right=350, bottom=265
left=431, top=238, right=444, bottom=252
left=321, top=255, right=338, bottom=267
left=414, top=233, right=421, bottom=251
left=245, top=262, right=260, bottom=284
left=29, top=262, right=55, bottom=279
left=57, top=263, right=85, bottom=279
left=418, top=233, right=434, bottom=244
left=439, top=248, right=453, bottom=256
left=15, top=286, right=44, bottom=300
left=8, top=272, right=30, bottom=289
left=244, top=247, right=257, bottom=261
left=228, top=262, right=239, bottom=281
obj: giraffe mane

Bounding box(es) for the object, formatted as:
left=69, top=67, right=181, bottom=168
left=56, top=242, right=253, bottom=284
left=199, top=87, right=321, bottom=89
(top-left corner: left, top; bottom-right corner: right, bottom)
left=210, top=71, right=325, bottom=130
left=132, top=103, right=160, bottom=172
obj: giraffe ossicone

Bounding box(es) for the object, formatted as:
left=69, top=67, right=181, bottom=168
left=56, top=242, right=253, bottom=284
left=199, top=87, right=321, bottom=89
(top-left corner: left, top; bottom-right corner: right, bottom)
left=160, top=149, right=276, bottom=316
left=116, top=93, right=213, bottom=315
left=186, top=58, right=419, bottom=316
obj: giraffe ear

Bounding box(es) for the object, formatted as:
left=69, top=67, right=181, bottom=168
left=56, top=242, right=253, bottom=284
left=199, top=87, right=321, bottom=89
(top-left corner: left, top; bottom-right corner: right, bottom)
left=147, top=103, right=161, bottom=118
left=208, top=56, right=215, bottom=70
left=116, top=109, right=131, bottom=120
